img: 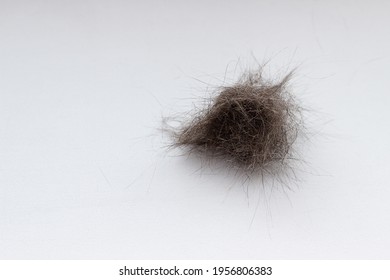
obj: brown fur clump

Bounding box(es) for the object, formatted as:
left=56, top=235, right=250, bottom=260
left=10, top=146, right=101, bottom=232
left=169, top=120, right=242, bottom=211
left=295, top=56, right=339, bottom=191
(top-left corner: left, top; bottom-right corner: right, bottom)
left=172, top=70, right=303, bottom=175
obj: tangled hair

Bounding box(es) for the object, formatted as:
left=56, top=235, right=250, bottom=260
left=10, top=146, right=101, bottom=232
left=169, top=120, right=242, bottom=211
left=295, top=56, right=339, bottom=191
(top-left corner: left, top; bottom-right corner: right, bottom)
left=170, top=68, right=303, bottom=177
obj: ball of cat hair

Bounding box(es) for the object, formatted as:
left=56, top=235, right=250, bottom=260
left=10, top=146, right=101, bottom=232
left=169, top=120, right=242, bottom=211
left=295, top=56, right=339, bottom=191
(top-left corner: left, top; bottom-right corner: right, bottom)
left=171, top=69, right=303, bottom=175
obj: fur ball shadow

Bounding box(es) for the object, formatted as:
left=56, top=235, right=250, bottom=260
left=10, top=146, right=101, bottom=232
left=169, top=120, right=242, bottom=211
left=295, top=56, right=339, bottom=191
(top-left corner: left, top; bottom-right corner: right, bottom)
left=165, top=67, right=304, bottom=181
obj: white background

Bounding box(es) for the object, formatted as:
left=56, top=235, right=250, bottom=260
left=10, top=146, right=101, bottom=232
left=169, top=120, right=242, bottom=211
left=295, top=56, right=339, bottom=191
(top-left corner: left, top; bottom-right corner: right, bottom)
left=0, top=0, right=389, bottom=259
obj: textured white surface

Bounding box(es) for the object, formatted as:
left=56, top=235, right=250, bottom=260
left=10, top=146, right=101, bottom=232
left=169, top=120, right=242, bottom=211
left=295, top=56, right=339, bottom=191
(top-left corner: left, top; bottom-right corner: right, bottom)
left=0, top=0, right=389, bottom=259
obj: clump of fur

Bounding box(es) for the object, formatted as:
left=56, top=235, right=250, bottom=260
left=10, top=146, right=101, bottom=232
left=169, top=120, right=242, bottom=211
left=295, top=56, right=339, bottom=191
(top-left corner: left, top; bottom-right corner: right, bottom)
left=172, top=69, right=303, bottom=175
